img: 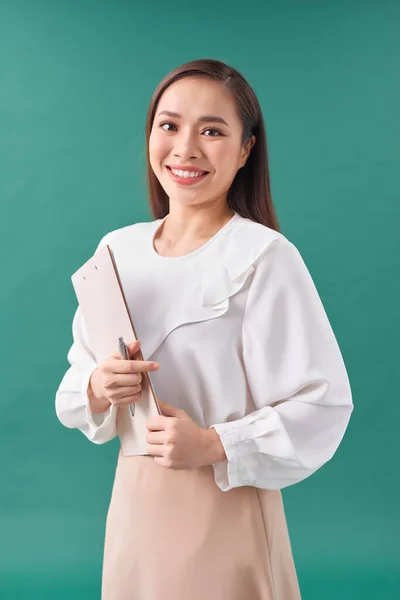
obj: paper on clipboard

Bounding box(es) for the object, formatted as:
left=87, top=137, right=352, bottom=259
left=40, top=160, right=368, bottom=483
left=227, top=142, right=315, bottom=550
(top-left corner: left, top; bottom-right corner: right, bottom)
left=71, top=243, right=161, bottom=456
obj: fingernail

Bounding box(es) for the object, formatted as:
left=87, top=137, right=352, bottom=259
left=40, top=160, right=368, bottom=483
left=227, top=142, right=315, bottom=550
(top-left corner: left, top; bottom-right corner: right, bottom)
left=151, top=363, right=160, bottom=369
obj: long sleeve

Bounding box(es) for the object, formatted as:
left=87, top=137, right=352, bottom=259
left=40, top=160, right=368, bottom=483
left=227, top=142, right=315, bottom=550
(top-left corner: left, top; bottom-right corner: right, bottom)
left=55, top=235, right=118, bottom=444
left=210, top=238, right=353, bottom=492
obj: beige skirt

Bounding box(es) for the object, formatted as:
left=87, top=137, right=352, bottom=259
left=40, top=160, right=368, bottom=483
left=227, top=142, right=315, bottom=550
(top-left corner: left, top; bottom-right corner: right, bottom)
left=101, top=451, right=302, bottom=600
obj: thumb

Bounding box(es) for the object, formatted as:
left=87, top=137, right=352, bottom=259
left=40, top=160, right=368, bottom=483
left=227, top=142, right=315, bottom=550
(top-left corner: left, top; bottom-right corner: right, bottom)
left=157, top=398, right=183, bottom=418
left=112, top=340, right=140, bottom=359
left=127, top=340, right=141, bottom=357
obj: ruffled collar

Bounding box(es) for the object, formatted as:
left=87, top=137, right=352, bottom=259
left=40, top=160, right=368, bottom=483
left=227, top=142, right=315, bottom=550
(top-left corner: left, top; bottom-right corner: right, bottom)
left=196, top=213, right=281, bottom=308
left=109, top=212, right=282, bottom=359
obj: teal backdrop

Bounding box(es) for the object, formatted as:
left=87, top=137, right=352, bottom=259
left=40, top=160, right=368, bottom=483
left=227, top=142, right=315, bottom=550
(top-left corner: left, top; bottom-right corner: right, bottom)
left=1, top=0, right=399, bottom=598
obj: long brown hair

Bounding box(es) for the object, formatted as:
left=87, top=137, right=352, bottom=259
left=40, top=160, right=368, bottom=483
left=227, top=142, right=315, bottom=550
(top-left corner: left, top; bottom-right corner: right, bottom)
left=145, top=58, right=280, bottom=232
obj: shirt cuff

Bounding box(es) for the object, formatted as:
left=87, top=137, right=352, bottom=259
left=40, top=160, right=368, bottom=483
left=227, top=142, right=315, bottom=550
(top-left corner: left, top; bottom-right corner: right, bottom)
left=209, top=423, right=253, bottom=492
left=82, top=368, right=116, bottom=441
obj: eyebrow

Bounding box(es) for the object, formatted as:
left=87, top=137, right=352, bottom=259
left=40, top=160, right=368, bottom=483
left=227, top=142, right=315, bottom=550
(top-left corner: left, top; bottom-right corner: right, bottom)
left=157, top=110, right=230, bottom=127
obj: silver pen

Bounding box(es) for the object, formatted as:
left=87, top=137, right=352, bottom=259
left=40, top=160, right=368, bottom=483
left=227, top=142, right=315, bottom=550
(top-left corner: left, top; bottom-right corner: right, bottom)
left=118, top=336, right=135, bottom=417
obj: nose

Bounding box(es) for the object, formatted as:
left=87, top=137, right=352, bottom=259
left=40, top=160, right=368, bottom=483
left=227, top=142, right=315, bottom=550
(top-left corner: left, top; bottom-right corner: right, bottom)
left=173, top=128, right=201, bottom=160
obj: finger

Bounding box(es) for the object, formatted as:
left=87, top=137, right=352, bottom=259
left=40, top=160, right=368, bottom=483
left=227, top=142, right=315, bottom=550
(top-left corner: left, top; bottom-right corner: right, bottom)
left=157, top=399, right=180, bottom=417
left=112, top=385, right=141, bottom=399
left=153, top=456, right=174, bottom=469
left=146, top=431, right=165, bottom=445
left=112, top=340, right=140, bottom=359
left=146, top=416, right=168, bottom=431
left=110, top=392, right=141, bottom=407
left=110, top=372, right=143, bottom=386
left=118, top=393, right=141, bottom=406
left=115, top=359, right=160, bottom=374
left=147, top=444, right=164, bottom=457
left=103, top=373, right=142, bottom=390
left=128, top=341, right=141, bottom=358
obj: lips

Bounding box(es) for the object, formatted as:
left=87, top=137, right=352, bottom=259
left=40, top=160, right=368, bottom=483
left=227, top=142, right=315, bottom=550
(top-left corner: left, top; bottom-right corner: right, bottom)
left=166, top=166, right=210, bottom=186
left=167, top=164, right=209, bottom=173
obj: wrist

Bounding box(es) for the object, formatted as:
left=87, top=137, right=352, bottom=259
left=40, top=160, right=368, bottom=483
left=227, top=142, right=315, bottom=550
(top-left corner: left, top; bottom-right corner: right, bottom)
left=87, top=372, right=111, bottom=414
left=205, top=427, right=227, bottom=464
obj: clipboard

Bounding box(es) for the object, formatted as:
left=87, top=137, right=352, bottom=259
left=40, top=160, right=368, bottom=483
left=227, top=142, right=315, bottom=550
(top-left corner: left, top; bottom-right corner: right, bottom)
left=71, top=243, right=162, bottom=456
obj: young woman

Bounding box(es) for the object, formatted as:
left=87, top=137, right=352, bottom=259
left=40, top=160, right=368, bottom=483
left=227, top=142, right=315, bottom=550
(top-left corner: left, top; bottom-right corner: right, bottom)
left=55, top=58, right=353, bottom=600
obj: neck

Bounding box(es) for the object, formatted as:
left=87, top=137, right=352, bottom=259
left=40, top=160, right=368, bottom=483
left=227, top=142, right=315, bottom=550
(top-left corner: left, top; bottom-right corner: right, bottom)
left=161, top=204, right=235, bottom=243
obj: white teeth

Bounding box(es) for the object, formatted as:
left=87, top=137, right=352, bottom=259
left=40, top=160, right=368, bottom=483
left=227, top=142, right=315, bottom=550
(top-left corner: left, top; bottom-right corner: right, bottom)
left=170, top=168, right=206, bottom=178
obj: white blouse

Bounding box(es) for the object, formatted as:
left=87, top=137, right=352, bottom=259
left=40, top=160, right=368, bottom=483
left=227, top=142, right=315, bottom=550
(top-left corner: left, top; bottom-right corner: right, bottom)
left=55, top=212, right=353, bottom=492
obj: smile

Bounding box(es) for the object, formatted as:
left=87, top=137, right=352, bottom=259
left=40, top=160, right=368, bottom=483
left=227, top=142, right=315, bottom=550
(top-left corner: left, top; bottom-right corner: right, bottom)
left=166, top=166, right=209, bottom=186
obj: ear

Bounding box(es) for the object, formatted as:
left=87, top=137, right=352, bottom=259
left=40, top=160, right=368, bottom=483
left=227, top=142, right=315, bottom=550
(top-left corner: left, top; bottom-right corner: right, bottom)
left=238, top=135, right=256, bottom=169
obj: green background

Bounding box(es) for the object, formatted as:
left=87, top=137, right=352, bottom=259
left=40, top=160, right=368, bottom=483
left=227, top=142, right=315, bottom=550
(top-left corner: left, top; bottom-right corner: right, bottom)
left=1, top=0, right=399, bottom=598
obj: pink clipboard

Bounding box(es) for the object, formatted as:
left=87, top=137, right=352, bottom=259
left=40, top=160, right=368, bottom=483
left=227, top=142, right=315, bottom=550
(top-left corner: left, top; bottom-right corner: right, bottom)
left=71, top=244, right=162, bottom=456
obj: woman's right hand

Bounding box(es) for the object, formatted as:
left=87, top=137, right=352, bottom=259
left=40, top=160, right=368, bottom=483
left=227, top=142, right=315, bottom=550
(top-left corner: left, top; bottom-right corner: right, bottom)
left=87, top=340, right=160, bottom=414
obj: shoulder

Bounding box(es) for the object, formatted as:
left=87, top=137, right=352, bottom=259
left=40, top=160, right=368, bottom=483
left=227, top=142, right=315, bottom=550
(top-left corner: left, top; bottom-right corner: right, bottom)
left=198, top=213, right=302, bottom=307
left=229, top=218, right=317, bottom=301
left=217, top=213, right=299, bottom=279
left=230, top=213, right=295, bottom=252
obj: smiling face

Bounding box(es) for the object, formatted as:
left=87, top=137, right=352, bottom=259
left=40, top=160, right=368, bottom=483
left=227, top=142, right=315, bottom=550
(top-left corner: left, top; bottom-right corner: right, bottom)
left=149, top=77, right=255, bottom=212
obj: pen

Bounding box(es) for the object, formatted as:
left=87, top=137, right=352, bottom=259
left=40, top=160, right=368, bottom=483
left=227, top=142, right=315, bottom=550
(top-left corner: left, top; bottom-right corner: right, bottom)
left=118, top=336, right=135, bottom=417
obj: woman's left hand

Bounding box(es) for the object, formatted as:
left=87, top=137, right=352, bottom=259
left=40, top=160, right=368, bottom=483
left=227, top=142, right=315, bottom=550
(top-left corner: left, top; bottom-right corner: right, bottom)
left=146, top=399, right=225, bottom=470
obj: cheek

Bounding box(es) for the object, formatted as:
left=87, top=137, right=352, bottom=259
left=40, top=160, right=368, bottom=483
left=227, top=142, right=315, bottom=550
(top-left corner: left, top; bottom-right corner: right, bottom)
left=149, top=133, right=169, bottom=167
left=211, top=145, right=241, bottom=179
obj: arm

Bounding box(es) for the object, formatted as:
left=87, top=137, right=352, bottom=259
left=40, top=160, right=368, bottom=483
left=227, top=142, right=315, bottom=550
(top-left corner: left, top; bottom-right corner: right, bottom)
left=209, top=238, right=353, bottom=491
left=55, top=234, right=118, bottom=444
left=55, top=304, right=118, bottom=444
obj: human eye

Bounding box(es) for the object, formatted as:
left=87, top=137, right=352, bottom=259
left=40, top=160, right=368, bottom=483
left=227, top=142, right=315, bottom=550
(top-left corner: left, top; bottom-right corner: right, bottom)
left=159, top=121, right=177, bottom=132
left=203, top=128, right=223, bottom=137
